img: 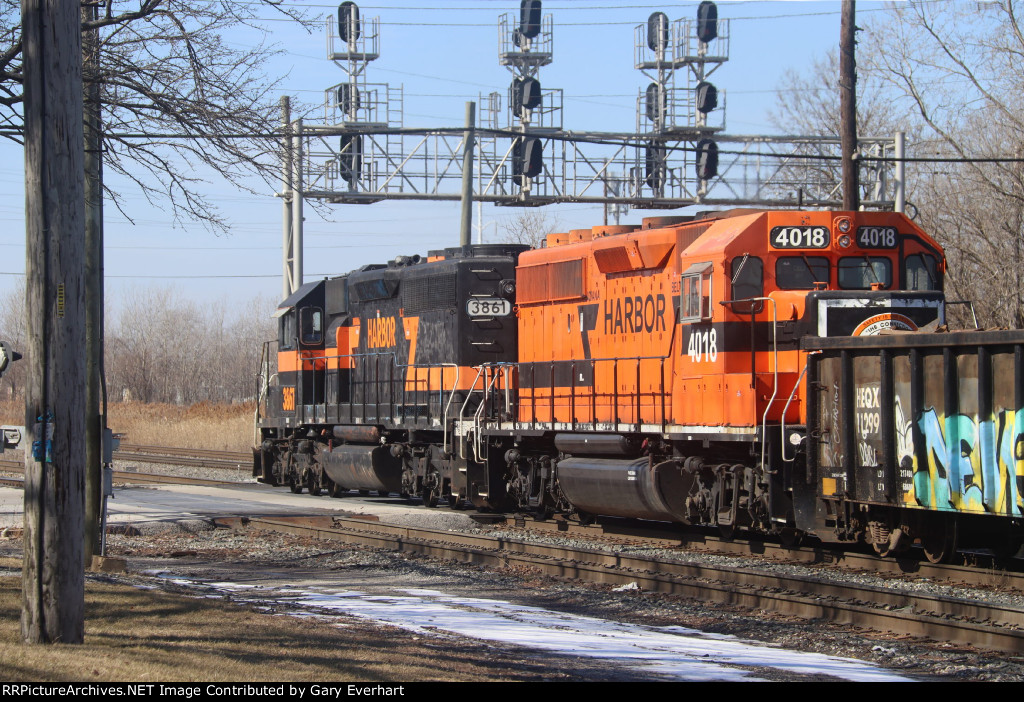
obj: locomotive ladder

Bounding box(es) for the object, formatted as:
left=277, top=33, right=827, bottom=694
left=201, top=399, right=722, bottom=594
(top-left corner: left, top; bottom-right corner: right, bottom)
left=457, top=363, right=514, bottom=462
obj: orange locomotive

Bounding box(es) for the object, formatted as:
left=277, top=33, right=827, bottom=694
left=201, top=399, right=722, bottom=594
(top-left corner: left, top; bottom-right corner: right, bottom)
left=256, top=209, right=1024, bottom=560
left=498, top=210, right=946, bottom=531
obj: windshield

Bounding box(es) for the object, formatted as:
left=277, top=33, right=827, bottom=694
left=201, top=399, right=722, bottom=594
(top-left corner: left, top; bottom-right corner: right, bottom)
left=776, top=256, right=829, bottom=290
left=838, top=257, right=891, bottom=289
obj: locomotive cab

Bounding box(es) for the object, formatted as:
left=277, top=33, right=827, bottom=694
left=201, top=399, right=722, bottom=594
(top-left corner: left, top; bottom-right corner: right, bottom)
left=676, top=211, right=947, bottom=428
left=269, top=279, right=329, bottom=423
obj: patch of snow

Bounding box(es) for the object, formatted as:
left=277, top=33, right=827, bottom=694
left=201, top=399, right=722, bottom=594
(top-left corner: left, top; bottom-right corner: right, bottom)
left=182, top=579, right=912, bottom=682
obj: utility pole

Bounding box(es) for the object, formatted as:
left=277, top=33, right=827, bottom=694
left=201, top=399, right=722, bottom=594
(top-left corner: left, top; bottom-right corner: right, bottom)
left=280, top=97, right=294, bottom=300
left=840, top=0, right=860, bottom=211
left=292, top=118, right=304, bottom=292
left=459, top=101, right=476, bottom=248
left=21, top=0, right=87, bottom=644
left=83, top=0, right=104, bottom=567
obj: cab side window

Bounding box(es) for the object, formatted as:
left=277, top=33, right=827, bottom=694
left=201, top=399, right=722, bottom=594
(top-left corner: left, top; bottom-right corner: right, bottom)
left=279, top=310, right=296, bottom=350
left=680, top=262, right=713, bottom=322
left=300, top=307, right=324, bottom=346
left=730, top=256, right=763, bottom=314
left=904, top=253, right=941, bottom=291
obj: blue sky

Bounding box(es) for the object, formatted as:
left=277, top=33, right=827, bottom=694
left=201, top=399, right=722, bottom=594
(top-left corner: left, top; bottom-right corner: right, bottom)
left=0, top=0, right=891, bottom=310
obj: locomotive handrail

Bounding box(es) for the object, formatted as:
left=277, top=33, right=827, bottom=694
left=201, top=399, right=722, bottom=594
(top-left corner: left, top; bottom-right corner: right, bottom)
left=473, top=364, right=514, bottom=460
left=457, top=363, right=512, bottom=462
left=723, top=295, right=779, bottom=474
left=253, top=339, right=278, bottom=445
left=944, top=299, right=979, bottom=330
left=293, top=348, right=462, bottom=429
left=518, top=354, right=670, bottom=432
left=457, top=365, right=489, bottom=461
left=757, top=296, right=779, bottom=475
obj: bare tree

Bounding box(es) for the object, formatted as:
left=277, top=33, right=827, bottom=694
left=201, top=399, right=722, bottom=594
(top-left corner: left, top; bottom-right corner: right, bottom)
left=104, top=286, right=274, bottom=405
left=766, top=50, right=920, bottom=205
left=864, top=0, right=1024, bottom=327
left=498, top=209, right=561, bottom=249
left=766, top=2, right=1024, bottom=328
left=0, top=278, right=25, bottom=399
left=0, top=0, right=312, bottom=230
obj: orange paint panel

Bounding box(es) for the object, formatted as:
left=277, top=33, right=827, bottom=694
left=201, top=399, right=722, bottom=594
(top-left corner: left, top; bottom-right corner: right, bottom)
left=403, top=316, right=420, bottom=365
left=277, top=349, right=325, bottom=373
left=701, top=377, right=724, bottom=425
left=723, top=375, right=756, bottom=426
left=635, top=239, right=675, bottom=269
left=278, top=350, right=300, bottom=373
left=674, top=378, right=703, bottom=426
left=332, top=326, right=354, bottom=369
left=757, top=372, right=805, bottom=423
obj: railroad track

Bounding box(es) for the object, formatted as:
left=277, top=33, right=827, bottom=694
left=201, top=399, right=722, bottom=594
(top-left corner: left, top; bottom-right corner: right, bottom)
left=2, top=443, right=1020, bottom=589
left=115, top=444, right=249, bottom=471
left=0, top=457, right=245, bottom=487
left=0, top=444, right=249, bottom=473
left=522, top=516, right=1024, bottom=590
left=214, top=513, right=1024, bottom=653
left=3, top=443, right=1024, bottom=650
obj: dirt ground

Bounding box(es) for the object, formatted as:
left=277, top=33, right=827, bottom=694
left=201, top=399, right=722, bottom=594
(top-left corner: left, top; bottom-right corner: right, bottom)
left=6, top=521, right=1021, bottom=682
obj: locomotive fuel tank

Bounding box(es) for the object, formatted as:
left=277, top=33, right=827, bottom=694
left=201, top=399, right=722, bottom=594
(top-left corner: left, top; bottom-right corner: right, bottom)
left=556, top=456, right=690, bottom=522
left=321, top=443, right=403, bottom=494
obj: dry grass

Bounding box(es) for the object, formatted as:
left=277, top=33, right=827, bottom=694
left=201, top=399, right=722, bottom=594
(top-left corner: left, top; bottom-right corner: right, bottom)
left=0, top=575, right=546, bottom=682
left=0, top=400, right=254, bottom=452
left=105, top=402, right=255, bottom=452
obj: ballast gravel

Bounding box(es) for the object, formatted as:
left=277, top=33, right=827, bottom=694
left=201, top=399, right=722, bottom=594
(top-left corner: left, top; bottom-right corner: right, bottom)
left=73, top=519, right=1024, bottom=681
left=7, top=458, right=1022, bottom=681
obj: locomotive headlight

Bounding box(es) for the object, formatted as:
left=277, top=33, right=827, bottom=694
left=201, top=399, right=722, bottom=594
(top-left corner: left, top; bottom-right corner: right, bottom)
left=838, top=234, right=852, bottom=248
left=500, top=279, right=516, bottom=298
left=835, top=216, right=852, bottom=233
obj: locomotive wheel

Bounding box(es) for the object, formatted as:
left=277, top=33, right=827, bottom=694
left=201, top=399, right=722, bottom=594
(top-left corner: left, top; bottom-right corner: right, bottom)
left=288, top=477, right=303, bottom=494
left=423, top=488, right=439, bottom=508
left=447, top=493, right=463, bottom=510
left=329, top=481, right=347, bottom=498
left=306, top=473, right=322, bottom=497
left=576, top=510, right=596, bottom=526
left=718, top=523, right=736, bottom=541
left=872, top=529, right=910, bottom=559
left=871, top=540, right=893, bottom=558
left=921, top=518, right=958, bottom=564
